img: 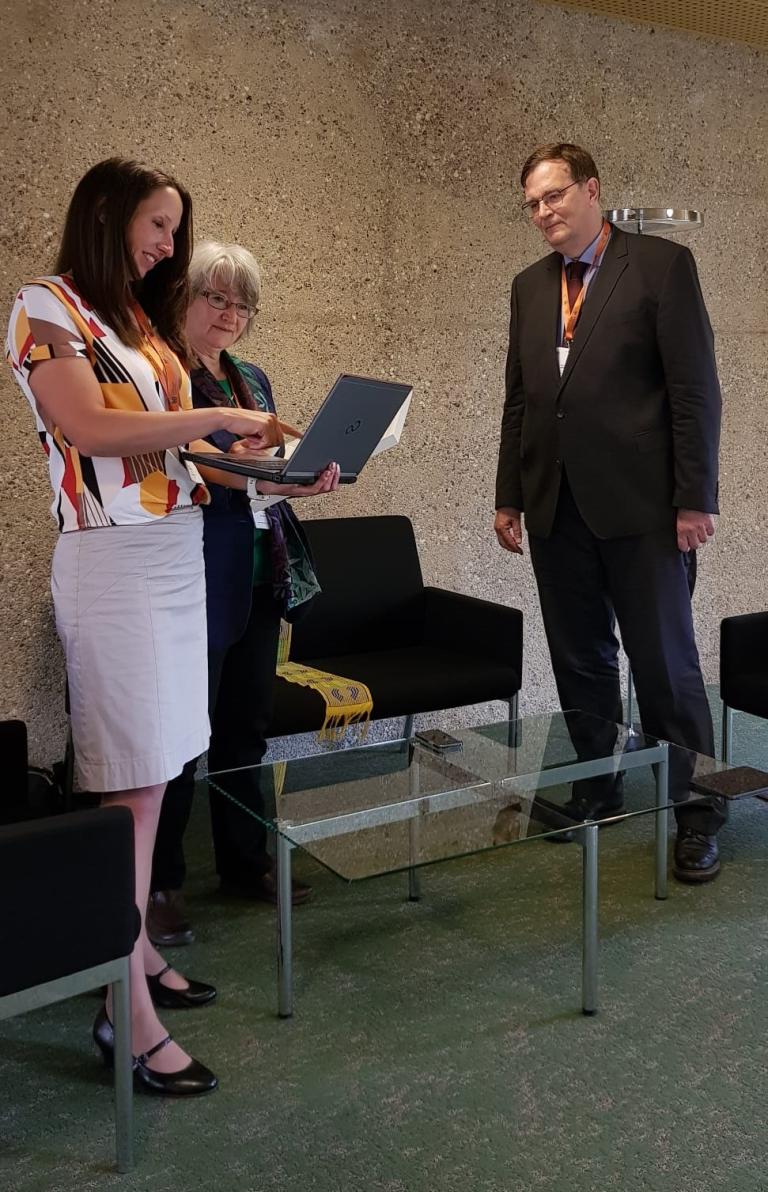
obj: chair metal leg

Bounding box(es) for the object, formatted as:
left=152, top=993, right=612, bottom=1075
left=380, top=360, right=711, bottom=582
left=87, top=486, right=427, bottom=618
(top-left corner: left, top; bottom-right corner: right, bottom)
left=507, top=693, right=520, bottom=748
left=408, top=829, right=421, bottom=901
left=407, top=748, right=421, bottom=900
left=626, top=666, right=635, bottom=729
left=722, top=703, right=733, bottom=764
left=112, top=962, right=134, bottom=1173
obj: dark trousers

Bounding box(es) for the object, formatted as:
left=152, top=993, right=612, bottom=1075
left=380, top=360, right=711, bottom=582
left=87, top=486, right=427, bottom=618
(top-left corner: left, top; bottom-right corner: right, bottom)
left=528, top=477, right=726, bottom=834
left=151, top=582, right=283, bottom=892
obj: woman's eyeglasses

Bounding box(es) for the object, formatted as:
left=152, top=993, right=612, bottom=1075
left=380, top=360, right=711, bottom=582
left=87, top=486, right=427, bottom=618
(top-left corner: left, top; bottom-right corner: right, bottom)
left=200, top=290, right=257, bottom=318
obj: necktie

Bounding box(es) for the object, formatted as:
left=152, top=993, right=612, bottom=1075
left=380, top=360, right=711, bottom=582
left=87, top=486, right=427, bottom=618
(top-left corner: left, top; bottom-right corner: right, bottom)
left=563, top=259, right=588, bottom=346
left=565, top=259, right=588, bottom=308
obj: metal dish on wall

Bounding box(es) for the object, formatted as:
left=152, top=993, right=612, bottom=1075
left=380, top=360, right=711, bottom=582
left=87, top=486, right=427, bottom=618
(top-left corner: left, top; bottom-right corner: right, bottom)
left=605, top=207, right=702, bottom=234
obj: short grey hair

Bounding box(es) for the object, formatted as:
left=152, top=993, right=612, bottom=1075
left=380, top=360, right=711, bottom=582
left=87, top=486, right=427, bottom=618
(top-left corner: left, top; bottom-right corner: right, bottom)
left=188, top=240, right=262, bottom=338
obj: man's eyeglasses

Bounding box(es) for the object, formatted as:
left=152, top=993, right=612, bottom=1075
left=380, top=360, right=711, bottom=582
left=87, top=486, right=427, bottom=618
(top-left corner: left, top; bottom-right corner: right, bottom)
left=520, top=179, right=580, bottom=219
left=201, top=290, right=257, bottom=318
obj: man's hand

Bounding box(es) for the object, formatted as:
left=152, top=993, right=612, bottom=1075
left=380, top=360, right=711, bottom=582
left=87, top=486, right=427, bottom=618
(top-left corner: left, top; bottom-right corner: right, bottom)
left=677, top=509, right=716, bottom=552
left=494, top=507, right=524, bottom=554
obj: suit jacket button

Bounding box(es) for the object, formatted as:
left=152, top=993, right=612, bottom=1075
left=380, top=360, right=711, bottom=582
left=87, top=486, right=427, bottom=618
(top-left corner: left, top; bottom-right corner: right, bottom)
left=556, top=411, right=565, bottom=419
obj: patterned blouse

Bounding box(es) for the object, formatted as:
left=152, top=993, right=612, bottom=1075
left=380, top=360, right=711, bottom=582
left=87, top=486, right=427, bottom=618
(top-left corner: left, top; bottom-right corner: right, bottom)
left=6, top=275, right=208, bottom=531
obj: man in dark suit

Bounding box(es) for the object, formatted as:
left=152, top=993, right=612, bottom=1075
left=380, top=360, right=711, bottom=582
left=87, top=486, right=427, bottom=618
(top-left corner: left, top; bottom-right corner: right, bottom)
left=494, top=142, right=724, bottom=881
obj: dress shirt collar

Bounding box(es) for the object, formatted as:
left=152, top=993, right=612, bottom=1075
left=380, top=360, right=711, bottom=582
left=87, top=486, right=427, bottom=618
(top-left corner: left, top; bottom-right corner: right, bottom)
left=562, top=223, right=611, bottom=266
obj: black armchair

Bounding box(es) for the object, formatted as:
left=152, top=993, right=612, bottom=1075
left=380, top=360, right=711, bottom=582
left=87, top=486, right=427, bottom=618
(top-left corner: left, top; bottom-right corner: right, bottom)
left=720, top=612, right=768, bottom=763
left=0, top=806, right=138, bottom=1172
left=268, top=515, right=523, bottom=739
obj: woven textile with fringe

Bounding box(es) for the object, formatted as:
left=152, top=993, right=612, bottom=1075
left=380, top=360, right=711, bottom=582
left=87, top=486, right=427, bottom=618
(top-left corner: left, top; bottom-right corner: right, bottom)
left=276, top=620, right=373, bottom=741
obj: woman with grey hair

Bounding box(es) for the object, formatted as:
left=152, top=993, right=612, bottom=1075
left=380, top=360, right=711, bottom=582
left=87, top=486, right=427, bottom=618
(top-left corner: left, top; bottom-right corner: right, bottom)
left=144, top=241, right=339, bottom=965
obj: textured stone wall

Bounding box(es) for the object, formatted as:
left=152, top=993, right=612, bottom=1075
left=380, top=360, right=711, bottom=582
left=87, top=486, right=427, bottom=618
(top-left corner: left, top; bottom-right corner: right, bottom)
left=1, top=0, right=766, bottom=763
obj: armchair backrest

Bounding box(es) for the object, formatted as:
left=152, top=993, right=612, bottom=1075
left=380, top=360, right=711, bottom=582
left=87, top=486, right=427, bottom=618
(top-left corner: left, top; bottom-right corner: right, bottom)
left=720, top=612, right=768, bottom=697
left=290, top=516, right=425, bottom=659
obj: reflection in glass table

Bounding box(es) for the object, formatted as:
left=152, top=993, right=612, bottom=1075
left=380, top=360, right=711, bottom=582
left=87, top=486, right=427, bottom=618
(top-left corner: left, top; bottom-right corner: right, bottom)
left=205, top=710, right=728, bottom=1019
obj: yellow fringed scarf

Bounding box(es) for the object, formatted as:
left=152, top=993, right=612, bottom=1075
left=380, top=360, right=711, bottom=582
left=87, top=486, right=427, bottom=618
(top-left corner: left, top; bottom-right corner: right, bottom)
left=276, top=621, right=373, bottom=741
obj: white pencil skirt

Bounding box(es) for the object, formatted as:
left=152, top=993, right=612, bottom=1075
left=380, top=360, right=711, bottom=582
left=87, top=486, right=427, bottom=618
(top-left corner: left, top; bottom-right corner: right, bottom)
left=52, top=509, right=210, bottom=792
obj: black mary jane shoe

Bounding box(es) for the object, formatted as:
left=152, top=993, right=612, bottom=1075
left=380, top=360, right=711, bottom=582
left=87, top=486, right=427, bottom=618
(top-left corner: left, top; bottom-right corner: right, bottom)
left=146, top=962, right=217, bottom=1010
left=92, top=1005, right=218, bottom=1096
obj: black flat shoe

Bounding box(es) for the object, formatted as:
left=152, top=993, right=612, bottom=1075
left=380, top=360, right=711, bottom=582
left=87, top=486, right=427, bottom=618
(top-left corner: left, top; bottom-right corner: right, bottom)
left=147, top=962, right=217, bottom=1010
left=93, top=1006, right=218, bottom=1096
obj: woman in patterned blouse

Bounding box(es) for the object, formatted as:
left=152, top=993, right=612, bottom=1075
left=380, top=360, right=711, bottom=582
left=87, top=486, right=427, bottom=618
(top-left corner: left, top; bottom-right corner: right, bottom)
left=6, top=159, right=284, bottom=1095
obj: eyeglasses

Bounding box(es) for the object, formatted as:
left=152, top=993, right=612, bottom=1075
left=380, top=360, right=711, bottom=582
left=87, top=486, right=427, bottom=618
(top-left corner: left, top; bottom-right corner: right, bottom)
left=520, top=179, right=580, bottom=219
left=200, top=290, right=257, bottom=319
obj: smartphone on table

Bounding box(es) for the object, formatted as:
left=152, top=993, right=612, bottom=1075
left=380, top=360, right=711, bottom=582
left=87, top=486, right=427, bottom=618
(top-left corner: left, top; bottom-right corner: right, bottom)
left=414, top=729, right=463, bottom=753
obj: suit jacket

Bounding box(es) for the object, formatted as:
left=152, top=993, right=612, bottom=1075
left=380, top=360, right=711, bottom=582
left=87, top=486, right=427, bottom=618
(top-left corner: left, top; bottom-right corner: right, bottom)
left=494, top=227, right=721, bottom=539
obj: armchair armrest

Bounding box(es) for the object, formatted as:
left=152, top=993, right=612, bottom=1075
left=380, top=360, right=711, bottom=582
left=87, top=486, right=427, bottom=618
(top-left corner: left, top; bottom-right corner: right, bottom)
left=423, top=587, right=523, bottom=678
left=720, top=613, right=768, bottom=697
left=0, top=807, right=138, bottom=996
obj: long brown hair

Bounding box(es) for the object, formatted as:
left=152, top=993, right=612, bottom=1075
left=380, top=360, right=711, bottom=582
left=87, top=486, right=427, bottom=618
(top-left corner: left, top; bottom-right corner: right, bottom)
left=55, top=158, right=193, bottom=357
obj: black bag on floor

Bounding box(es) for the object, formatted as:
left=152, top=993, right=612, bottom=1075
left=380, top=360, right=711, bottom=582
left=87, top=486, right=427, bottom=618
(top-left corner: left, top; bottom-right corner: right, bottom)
left=0, top=719, right=67, bottom=824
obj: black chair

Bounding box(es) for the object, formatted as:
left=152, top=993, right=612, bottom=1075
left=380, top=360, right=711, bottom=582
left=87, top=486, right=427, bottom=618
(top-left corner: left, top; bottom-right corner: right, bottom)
left=268, top=515, right=523, bottom=740
left=720, top=612, right=768, bottom=762
left=0, top=807, right=138, bottom=1172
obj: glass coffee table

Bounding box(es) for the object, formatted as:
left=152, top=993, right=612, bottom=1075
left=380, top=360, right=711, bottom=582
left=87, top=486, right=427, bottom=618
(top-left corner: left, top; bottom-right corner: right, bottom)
left=205, top=710, right=737, bottom=1019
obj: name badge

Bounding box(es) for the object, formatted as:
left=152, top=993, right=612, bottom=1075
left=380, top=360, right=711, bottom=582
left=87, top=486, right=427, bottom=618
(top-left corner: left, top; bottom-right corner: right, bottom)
left=557, top=345, right=569, bottom=376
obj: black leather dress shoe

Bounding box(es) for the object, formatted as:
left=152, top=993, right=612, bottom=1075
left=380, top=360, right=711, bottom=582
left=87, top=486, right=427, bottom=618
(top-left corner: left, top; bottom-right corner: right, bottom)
left=219, top=868, right=312, bottom=906
left=147, top=963, right=217, bottom=1010
left=147, top=890, right=194, bottom=947
left=93, top=1005, right=218, bottom=1095
left=673, top=828, right=720, bottom=883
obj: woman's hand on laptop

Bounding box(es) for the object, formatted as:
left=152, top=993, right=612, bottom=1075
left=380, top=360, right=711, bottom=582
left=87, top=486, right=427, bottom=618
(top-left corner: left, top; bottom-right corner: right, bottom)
left=228, top=419, right=302, bottom=455
left=218, top=409, right=289, bottom=449
left=253, top=462, right=340, bottom=498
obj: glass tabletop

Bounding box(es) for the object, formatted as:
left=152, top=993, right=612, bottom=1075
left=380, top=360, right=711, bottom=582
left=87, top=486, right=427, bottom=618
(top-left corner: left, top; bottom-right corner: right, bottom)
left=202, top=710, right=743, bottom=881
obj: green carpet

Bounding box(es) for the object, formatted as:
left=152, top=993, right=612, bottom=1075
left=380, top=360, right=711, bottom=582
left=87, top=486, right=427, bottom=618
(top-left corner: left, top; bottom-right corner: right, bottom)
left=2, top=694, right=767, bottom=1191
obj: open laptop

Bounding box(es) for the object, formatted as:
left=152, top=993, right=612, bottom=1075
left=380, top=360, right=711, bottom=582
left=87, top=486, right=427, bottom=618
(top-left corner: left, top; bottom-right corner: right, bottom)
left=181, top=373, right=412, bottom=485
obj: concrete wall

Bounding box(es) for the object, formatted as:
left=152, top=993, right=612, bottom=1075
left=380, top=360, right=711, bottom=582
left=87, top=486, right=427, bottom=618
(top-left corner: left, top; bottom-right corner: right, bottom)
left=2, top=0, right=766, bottom=763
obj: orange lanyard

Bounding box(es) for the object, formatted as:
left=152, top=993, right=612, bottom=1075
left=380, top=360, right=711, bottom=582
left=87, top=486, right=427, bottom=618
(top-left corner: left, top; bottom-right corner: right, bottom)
left=132, top=302, right=182, bottom=411
left=560, top=220, right=612, bottom=345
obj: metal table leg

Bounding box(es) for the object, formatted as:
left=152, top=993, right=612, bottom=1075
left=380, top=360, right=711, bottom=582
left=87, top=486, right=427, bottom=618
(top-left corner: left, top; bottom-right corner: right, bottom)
left=112, top=963, right=133, bottom=1173
left=654, top=741, right=670, bottom=901
left=581, top=822, right=599, bottom=1016
left=276, top=833, right=294, bottom=1018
